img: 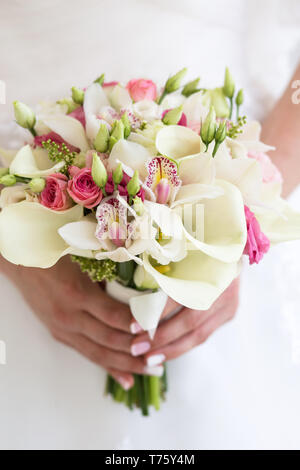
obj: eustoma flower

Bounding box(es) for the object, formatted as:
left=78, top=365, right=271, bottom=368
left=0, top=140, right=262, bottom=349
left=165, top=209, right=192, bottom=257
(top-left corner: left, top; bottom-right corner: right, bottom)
left=244, top=206, right=270, bottom=264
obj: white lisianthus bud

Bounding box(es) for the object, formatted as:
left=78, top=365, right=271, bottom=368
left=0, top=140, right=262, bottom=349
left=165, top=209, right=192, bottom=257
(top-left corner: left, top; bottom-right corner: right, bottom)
left=57, top=98, right=78, bottom=113
left=200, top=106, right=217, bottom=150
left=162, top=106, right=183, bottom=125
left=121, top=112, right=131, bottom=139
left=182, top=78, right=200, bottom=97
left=13, top=101, right=36, bottom=132
left=109, top=120, right=125, bottom=151
left=127, top=170, right=140, bottom=198
left=112, top=163, right=123, bottom=186
left=91, top=153, right=107, bottom=188
left=223, top=67, right=235, bottom=99
left=94, top=73, right=105, bottom=86
left=94, top=123, right=110, bottom=153
left=0, top=174, right=17, bottom=186
left=235, top=89, right=244, bottom=107
left=71, top=87, right=85, bottom=105
left=29, top=177, right=46, bottom=193
left=134, top=265, right=159, bottom=290
left=165, top=68, right=187, bottom=94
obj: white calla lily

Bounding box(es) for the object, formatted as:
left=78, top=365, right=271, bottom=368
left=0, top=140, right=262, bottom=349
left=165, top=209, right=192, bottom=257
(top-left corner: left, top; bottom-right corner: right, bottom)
left=109, top=85, right=132, bottom=111
left=175, top=179, right=247, bottom=263
left=143, top=252, right=240, bottom=311
left=0, top=185, right=38, bottom=208
left=156, top=125, right=205, bottom=159
left=107, top=139, right=152, bottom=178
left=58, top=217, right=102, bottom=251
left=41, top=115, right=89, bottom=152
left=252, top=200, right=300, bottom=244
left=182, top=91, right=208, bottom=127
left=0, top=203, right=83, bottom=268
left=10, top=145, right=65, bottom=178
left=177, top=153, right=215, bottom=185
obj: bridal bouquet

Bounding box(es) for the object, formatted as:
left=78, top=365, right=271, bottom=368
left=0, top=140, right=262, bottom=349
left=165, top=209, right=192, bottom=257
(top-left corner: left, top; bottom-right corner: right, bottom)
left=1, top=68, right=300, bottom=415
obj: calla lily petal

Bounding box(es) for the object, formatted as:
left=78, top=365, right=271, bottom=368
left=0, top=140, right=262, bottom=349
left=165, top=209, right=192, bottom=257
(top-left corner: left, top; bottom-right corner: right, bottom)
left=176, top=179, right=247, bottom=263
left=107, top=139, right=152, bottom=178
left=143, top=252, right=240, bottom=310
left=41, top=115, right=89, bottom=152
left=0, top=203, right=83, bottom=268
left=9, top=145, right=64, bottom=178
left=178, top=153, right=215, bottom=185
left=109, top=85, right=132, bottom=111
left=156, top=125, right=205, bottom=159
left=253, top=200, right=300, bottom=243
left=171, top=183, right=223, bottom=208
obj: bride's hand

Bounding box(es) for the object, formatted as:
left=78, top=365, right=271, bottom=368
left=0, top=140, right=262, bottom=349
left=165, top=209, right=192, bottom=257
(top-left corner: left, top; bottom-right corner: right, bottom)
left=1, top=256, right=170, bottom=390
left=131, top=278, right=240, bottom=367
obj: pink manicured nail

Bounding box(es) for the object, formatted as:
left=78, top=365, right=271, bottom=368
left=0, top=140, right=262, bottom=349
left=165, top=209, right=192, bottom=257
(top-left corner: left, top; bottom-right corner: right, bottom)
left=130, top=322, right=143, bottom=334
left=131, top=341, right=151, bottom=356
left=116, top=377, right=132, bottom=391
left=146, top=354, right=166, bottom=367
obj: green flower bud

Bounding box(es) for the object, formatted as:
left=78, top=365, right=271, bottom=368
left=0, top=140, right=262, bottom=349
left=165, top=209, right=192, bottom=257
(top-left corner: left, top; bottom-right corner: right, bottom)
left=92, top=153, right=107, bottom=188
left=109, top=120, right=125, bottom=151
left=235, top=89, right=244, bottom=106
left=29, top=177, right=46, bottom=193
left=57, top=98, right=78, bottom=114
left=0, top=168, right=9, bottom=178
left=223, top=67, right=235, bottom=99
left=112, top=163, right=123, bottom=186
left=94, top=123, right=110, bottom=153
left=165, top=68, right=187, bottom=94
left=121, top=112, right=131, bottom=139
left=182, top=78, right=200, bottom=97
left=71, top=87, right=85, bottom=105
left=0, top=174, right=17, bottom=186
left=200, top=106, right=217, bottom=149
left=215, top=120, right=227, bottom=144
left=94, top=73, right=105, bottom=86
left=133, top=196, right=145, bottom=216
left=13, top=101, right=36, bottom=130
left=162, top=105, right=183, bottom=125
left=108, top=136, right=118, bottom=152
left=127, top=170, right=140, bottom=197
left=203, top=88, right=230, bottom=118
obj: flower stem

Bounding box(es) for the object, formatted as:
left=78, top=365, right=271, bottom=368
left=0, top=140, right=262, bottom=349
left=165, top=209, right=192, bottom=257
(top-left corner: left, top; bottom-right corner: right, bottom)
left=149, top=376, right=160, bottom=410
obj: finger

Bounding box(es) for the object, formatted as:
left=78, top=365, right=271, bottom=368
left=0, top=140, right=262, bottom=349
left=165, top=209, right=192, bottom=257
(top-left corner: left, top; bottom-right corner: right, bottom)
left=87, top=290, right=134, bottom=333
left=75, top=310, right=134, bottom=354
left=129, top=297, right=182, bottom=336
left=106, top=368, right=134, bottom=391
left=144, top=307, right=233, bottom=365
left=51, top=328, right=163, bottom=376
left=130, top=307, right=211, bottom=355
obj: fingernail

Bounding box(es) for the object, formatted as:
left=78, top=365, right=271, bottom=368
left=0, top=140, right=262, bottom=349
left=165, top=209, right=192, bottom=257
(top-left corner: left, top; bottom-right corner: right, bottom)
left=146, top=354, right=166, bottom=367
left=116, top=377, right=132, bottom=391
left=130, top=322, right=143, bottom=334
left=144, top=365, right=164, bottom=377
left=131, top=341, right=151, bottom=356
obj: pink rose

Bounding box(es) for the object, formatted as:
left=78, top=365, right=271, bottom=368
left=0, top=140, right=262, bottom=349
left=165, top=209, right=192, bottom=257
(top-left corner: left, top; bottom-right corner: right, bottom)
left=67, top=166, right=103, bottom=209
left=126, top=79, right=157, bottom=102
left=69, top=106, right=86, bottom=128
left=34, top=132, right=80, bottom=153
left=244, top=206, right=270, bottom=264
left=40, top=173, right=73, bottom=211
left=162, top=109, right=187, bottom=127
left=248, top=151, right=283, bottom=184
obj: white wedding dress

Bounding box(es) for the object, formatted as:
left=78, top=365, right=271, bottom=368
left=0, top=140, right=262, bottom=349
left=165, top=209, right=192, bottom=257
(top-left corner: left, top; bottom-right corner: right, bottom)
left=0, top=0, right=300, bottom=450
